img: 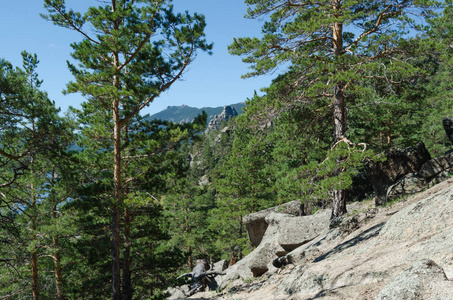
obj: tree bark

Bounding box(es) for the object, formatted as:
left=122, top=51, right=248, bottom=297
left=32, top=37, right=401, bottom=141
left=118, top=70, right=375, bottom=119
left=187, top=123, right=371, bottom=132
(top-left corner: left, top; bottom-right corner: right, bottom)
left=122, top=207, right=132, bottom=300
left=238, top=215, right=243, bottom=260
left=32, top=249, right=39, bottom=300
left=112, top=65, right=122, bottom=299
left=331, top=2, right=347, bottom=219
left=53, top=203, right=65, bottom=300
left=184, top=204, right=193, bottom=270
left=53, top=237, right=65, bottom=300
left=112, top=4, right=122, bottom=295
left=112, top=102, right=122, bottom=300
left=331, top=83, right=347, bottom=219
left=30, top=155, right=39, bottom=300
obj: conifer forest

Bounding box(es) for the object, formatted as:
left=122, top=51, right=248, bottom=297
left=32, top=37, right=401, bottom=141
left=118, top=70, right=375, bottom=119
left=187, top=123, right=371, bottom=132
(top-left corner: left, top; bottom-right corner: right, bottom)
left=1, top=0, right=453, bottom=299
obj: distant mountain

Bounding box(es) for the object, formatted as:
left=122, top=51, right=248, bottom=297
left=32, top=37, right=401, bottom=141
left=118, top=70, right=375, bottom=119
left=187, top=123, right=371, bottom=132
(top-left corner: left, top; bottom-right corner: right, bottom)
left=145, top=103, right=245, bottom=124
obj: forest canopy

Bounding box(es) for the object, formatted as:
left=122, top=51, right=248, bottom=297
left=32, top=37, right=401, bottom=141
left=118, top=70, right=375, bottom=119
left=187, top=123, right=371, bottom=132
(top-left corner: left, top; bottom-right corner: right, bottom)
left=1, top=0, right=453, bottom=299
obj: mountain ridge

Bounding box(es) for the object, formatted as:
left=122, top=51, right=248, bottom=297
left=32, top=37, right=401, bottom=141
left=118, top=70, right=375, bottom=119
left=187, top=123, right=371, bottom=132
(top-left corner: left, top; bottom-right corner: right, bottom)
left=146, top=103, right=245, bottom=124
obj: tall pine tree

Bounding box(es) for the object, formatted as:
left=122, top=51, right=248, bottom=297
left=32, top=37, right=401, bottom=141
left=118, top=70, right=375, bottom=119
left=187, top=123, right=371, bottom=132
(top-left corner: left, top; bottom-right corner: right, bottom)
left=42, top=1, right=212, bottom=298
left=230, top=0, right=441, bottom=215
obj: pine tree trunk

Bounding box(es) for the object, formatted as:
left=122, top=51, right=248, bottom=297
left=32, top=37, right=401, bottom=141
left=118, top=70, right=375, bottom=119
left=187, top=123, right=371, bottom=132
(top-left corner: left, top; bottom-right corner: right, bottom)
left=188, top=246, right=194, bottom=270
left=331, top=83, right=347, bottom=219
left=53, top=237, right=65, bottom=300
left=32, top=249, right=39, bottom=300
left=331, top=6, right=347, bottom=219
left=112, top=112, right=122, bottom=300
left=238, top=215, right=243, bottom=260
left=31, top=155, right=39, bottom=300
left=184, top=205, right=193, bottom=270
left=112, top=18, right=122, bottom=297
left=53, top=203, right=65, bottom=300
left=112, top=93, right=122, bottom=300
left=122, top=207, right=132, bottom=300
left=51, top=168, right=65, bottom=300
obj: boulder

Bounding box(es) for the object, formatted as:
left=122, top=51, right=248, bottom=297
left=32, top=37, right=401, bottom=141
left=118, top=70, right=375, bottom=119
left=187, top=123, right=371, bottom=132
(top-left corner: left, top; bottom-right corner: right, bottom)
left=386, top=152, right=453, bottom=201
left=386, top=173, right=426, bottom=201
left=418, top=152, right=453, bottom=179
left=216, top=254, right=254, bottom=290
left=375, top=259, right=448, bottom=300
left=244, top=200, right=302, bottom=247
left=212, top=259, right=229, bottom=273
left=267, top=212, right=330, bottom=252
left=248, top=242, right=278, bottom=277
left=365, top=142, right=431, bottom=205
left=167, top=286, right=189, bottom=300
left=245, top=210, right=330, bottom=278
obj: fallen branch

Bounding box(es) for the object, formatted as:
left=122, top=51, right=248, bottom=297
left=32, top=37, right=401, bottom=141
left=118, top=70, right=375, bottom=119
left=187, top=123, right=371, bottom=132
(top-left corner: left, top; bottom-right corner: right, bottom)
left=177, top=259, right=226, bottom=296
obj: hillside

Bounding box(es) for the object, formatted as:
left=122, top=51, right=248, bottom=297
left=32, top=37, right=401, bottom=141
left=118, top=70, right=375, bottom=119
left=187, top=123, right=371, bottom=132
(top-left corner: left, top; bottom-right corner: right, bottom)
left=169, top=179, right=453, bottom=299
left=146, top=103, right=245, bottom=124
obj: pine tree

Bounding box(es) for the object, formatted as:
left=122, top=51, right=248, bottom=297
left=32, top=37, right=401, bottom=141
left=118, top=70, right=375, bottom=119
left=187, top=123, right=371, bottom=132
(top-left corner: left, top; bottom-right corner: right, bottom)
left=418, top=1, right=453, bottom=155
left=230, top=0, right=441, bottom=215
left=42, top=1, right=211, bottom=298
left=210, top=116, right=274, bottom=259
left=0, top=53, right=74, bottom=299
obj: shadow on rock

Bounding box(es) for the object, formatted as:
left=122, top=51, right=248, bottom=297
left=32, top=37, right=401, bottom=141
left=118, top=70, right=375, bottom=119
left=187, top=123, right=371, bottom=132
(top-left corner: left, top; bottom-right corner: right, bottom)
left=313, top=222, right=385, bottom=263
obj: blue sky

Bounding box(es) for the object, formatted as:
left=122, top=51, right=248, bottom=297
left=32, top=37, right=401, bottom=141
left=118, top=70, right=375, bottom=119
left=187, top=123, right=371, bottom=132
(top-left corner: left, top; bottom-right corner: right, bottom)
left=0, top=0, right=275, bottom=116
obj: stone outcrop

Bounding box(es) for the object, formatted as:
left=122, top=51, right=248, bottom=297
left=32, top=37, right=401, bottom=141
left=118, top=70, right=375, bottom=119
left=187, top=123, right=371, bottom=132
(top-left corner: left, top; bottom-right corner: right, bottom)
left=418, top=151, right=453, bottom=180
left=205, top=105, right=238, bottom=134
left=364, top=141, right=431, bottom=205
left=375, top=259, right=449, bottom=300
left=243, top=200, right=302, bottom=247
left=190, top=179, right=453, bottom=299
left=386, top=173, right=426, bottom=200
left=242, top=203, right=344, bottom=279
left=216, top=207, right=332, bottom=283
left=248, top=211, right=331, bottom=277
left=386, top=151, right=453, bottom=201
left=269, top=212, right=330, bottom=252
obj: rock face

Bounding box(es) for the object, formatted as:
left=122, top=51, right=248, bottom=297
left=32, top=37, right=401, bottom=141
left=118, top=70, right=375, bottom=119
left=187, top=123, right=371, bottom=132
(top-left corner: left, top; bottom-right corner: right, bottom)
left=375, top=259, right=449, bottom=300
left=386, top=151, right=453, bottom=201
left=386, top=173, right=426, bottom=200
left=191, top=179, right=453, bottom=300
left=365, top=141, right=431, bottom=205
left=205, top=105, right=238, bottom=134
left=243, top=200, right=302, bottom=247
left=215, top=207, right=331, bottom=285
left=244, top=208, right=332, bottom=278
left=418, top=151, right=453, bottom=180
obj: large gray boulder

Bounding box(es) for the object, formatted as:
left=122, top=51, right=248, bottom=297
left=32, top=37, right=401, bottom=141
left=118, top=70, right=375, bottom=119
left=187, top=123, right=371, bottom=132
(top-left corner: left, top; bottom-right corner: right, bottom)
left=268, top=212, right=330, bottom=252
left=245, top=210, right=331, bottom=278
left=418, top=152, right=453, bottom=180
left=375, top=259, right=448, bottom=300
left=248, top=242, right=283, bottom=277
left=244, top=200, right=302, bottom=247
left=216, top=254, right=254, bottom=290
left=386, top=173, right=426, bottom=200
left=365, top=142, right=431, bottom=205
left=386, top=151, right=453, bottom=201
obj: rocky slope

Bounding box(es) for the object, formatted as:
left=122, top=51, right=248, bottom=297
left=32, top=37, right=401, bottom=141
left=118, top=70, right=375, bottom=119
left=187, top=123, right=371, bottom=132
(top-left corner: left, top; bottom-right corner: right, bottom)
left=173, top=178, right=453, bottom=299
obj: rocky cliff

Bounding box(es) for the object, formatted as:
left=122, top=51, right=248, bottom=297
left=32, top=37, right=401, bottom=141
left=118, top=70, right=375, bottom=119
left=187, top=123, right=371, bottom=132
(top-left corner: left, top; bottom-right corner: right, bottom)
left=146, top=103, right=244, bottom=125
left=205, top=106, right=238, bottom=134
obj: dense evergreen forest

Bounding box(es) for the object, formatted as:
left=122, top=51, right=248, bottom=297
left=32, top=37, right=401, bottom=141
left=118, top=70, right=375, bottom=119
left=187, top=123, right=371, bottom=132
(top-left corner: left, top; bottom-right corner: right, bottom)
left=1, top=0, right=453, bottom=299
